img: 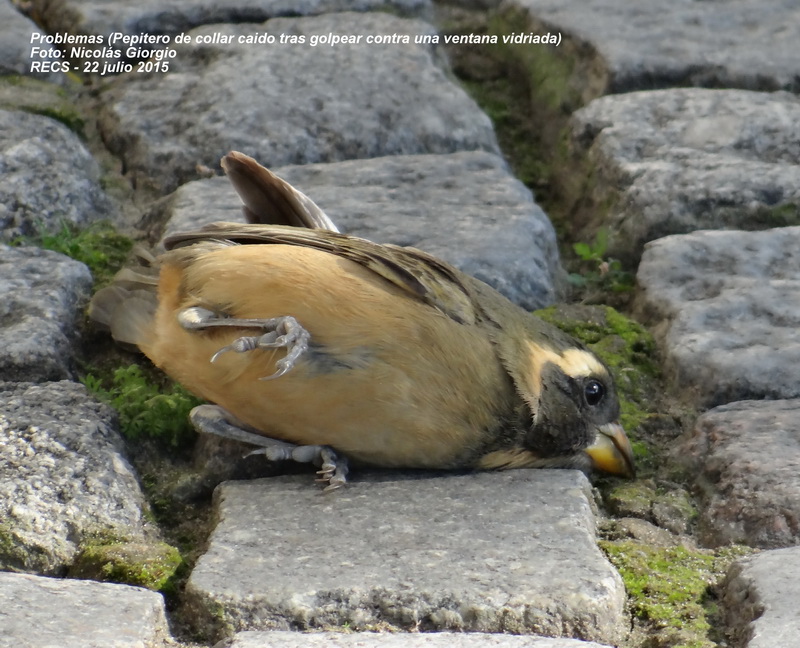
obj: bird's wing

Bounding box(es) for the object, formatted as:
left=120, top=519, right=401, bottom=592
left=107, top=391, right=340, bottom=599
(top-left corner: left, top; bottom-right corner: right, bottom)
left=221, top=151, right=340, bottom=232
left=163, top=223, right=478, bottom=326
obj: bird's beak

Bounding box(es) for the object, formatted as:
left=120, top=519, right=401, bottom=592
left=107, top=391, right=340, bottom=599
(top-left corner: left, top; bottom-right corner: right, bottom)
left=585, top=422, right=636, bottom=478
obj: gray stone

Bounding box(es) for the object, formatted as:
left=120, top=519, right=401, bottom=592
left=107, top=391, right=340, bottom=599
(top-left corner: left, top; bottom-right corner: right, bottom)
left=186, top=471, right=626, bottom=645
left=158, top=152, right=560, bottom=309
left=569, top=89, right=800, bottom=263
left=0, top=245, right=92, bottom=382
left=634, top=227, right=800, bottom=407
left=0, top=571, right=171, bottom=648
left=505, top=0, right=800, bottom=94
left=679, top=399, right=800, bottom=549
left=0, top=381, right=148, bottom=574
left=214, top=630, right=616, bottom=647
left=99, top=12, right=499, bottom=194
left=0, top=0, right=62, bottom=80
left=33, top=0, right=431, bottom=43
left=722, top=546, right=800, bottom=648
left=0, top=109, right=117, bottom=241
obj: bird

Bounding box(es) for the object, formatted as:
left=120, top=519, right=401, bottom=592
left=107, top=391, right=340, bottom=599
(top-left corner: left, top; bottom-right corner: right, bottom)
left=90, top=151, right=635, bottom=490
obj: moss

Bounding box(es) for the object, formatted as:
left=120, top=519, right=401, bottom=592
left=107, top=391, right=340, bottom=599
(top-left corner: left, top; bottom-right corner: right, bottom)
left=750, top=202, right=800, bottom=228
left=0, top=75, right=85, bottom=135
left=606, top=482, right=698, bottom=532
left=0, top=523, right=30, bottom=571
left=601, top=541, right=753, bottom=648
left=14, top=220, right=133, bottom=288
left=459, top=76, right=551, bottom=190
left=82, top=363, right=201, bottom=447
left=486, top=8, right=583, bottom=115
left=71, top=535, right=183, bottom=592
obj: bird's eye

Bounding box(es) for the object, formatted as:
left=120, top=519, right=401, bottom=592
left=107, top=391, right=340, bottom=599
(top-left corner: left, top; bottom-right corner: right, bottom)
left=584, top=379, right=605, bottom=406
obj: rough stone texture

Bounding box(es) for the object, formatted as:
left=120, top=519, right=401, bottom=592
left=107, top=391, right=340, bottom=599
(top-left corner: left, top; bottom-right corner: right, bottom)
left=99, top=12, right=499, bottom=194
left=634, top=227, right=800, bottom=407
left=215, top=630, right=616, bottom=647
left=678, top=399, right=800, bottom=549
left=722, top=546, right=800, bottom=648
left=33, top=0, right=431, bottom=42
left=0, top=245, right=92, bottom=382
left=0, top=571, right=171, bottom=648
left=0, top=0, right=61, bottom=80
left=0, top=109, right=117, bottom=241
left=507, top=0, right=800, bottom=94
left=569, top=89, right=800, bottom=263
left=157, top=152, right=560, bottom=309
left=186, top=471, right=626, bottom=645
left=0, top=381, right=148, bottom=574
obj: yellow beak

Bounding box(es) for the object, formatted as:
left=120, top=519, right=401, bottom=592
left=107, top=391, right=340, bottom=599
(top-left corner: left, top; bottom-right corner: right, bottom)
left=585, top=422, right=636, bottom=478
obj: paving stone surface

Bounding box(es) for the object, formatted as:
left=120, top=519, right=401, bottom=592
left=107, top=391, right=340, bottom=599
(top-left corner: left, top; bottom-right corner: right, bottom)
left=0, top=381, right=148, bottom=574
left=157, top=151, right=560, bottom=310
left=13, top=0, right=800, bottom=646
left=568, top=88, right=800, bottom=263
left=679, top=399, right=800, bottom=549
left=0, top=245, right=93, bottom=382
left=504, top=0, right=800, bottom=94
left=214, top=630, right=616, bottom=647
left=99, top=11, right=498, bottom=194
left=634, top=226, right=800, bottom=407
left=0, top=0, right=61, bottom=80
left=722, top=546, right=800, bottom=648
left=0, top=571, right=170, bottom=648
left=0, top=109, right=117, bottom=241
left=186, top=471, right=626, bottom=645
left=33, top=0, right=431, bottom=42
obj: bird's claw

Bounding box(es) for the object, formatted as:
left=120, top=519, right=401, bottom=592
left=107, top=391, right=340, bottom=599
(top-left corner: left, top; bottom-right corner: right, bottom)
left=314, top=447, right=349, bottom=492
left=178, top=307, right=310, bottom=379
left=190, top=405, right=348, bottom=490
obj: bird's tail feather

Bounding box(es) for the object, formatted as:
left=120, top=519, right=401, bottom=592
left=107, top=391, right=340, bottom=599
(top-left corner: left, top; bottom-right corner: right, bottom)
left=88, top=245, right=159, bottom=351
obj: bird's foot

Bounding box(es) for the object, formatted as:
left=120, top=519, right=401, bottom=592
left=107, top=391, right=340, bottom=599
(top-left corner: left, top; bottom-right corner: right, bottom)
left=178, top=307, right=310, bottom=379
left=190, top=405, right=348, bottom=491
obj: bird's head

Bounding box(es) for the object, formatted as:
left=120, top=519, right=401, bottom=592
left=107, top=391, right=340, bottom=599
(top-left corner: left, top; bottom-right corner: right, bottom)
left=482, top=308, right=636, bottom=478
left=524, top=344, right=635, bottom=477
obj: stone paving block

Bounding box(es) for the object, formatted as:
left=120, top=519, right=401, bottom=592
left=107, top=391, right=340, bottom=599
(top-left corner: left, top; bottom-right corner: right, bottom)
left=0, top=381, right=148, bottom=573
left=568, top=88, right=800, bottom=263
left=0, top=571, right=170, bottom=648
left=679, top=399, right=800, bottom=549
left=503, top=0, right=800, bottom=95
left=186, top=471, right=626, bottom=645
left=0, top=109, right=117, bottom=241
left=214, top=630, right=616, bottom=647
left=33, top=0, right=431, bottom=43
left=0, top=245, right=92, bottom=382
left=634, top=226, right=800, bottom=407
left=722, top=546, right=800, bottom=648
left=0, top=0, right=61, bottom=80
left=157, top=152, right=560, bottom=310
left=98, top=12, right=499, bottom=194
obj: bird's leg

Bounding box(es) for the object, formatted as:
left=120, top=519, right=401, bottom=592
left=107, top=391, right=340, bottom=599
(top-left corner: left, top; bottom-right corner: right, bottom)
left=189, top=405, right=349, bottom=491
left=178, top=306, right=310, bottom=380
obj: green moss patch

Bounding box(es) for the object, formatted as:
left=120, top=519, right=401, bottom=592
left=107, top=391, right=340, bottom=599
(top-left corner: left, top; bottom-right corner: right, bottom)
left=82, top=363, right=201, bottom=447
left=0, top=75, right=85, bottom=135
left=71, top=535, right=182, bottom=592
left=601, top=541, right=753, bottom=648
left=750, top=202, right=800, bottom=228
left=14, top=220, right=133, bottom=288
